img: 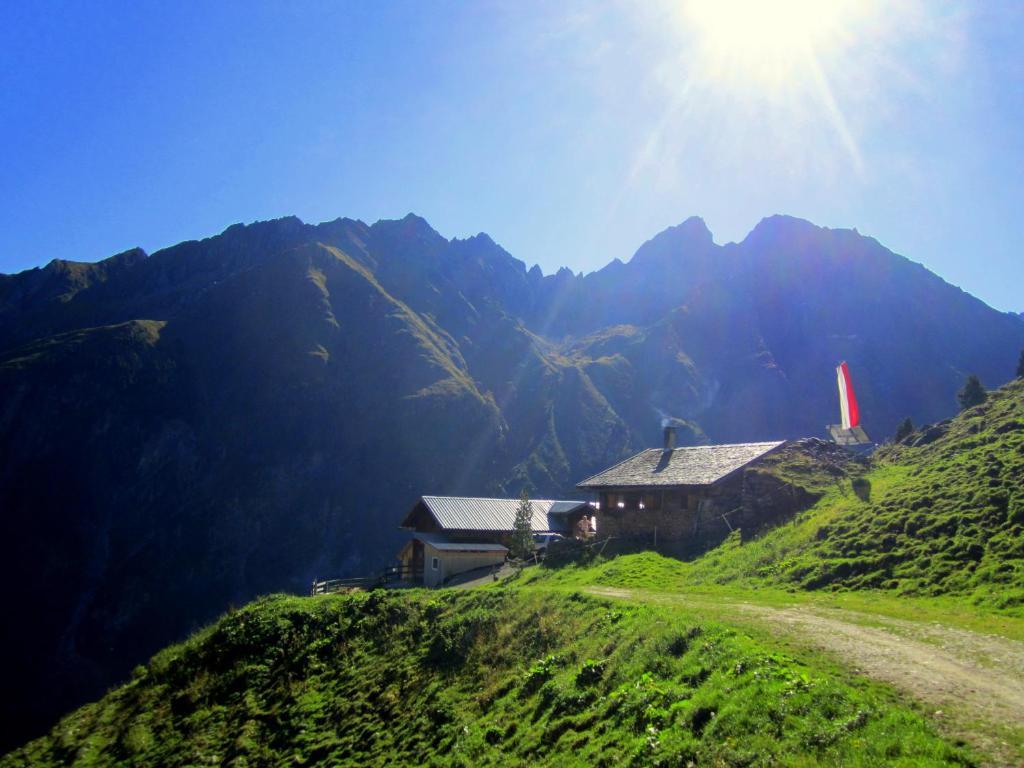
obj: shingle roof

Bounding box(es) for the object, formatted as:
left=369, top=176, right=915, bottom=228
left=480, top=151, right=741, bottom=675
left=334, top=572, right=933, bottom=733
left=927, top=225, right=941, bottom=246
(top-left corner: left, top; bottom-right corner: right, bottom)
left=576, top=441, right=786, bottom=489
left=413, top=496, right=589, bottom=533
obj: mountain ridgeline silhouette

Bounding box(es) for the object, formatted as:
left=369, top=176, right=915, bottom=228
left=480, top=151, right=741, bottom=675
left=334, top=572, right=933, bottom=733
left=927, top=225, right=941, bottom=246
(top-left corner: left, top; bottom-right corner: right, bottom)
left=1, top=212, right=1022, bottom=748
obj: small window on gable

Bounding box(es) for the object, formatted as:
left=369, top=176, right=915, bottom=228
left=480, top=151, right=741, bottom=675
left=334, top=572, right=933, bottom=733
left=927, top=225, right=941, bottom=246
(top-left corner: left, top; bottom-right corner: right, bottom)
left=431, top=557, right=440, bottom=570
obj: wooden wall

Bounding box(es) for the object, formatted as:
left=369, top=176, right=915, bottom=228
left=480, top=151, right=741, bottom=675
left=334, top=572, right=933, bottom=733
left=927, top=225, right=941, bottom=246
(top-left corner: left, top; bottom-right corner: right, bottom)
left=422, top=544, right=505, bottom=587
left=593, top=469, right=817, bottom=548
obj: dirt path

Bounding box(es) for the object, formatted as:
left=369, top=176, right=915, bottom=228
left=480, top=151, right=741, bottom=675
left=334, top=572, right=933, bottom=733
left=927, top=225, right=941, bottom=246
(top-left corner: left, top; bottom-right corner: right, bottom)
left=586, top=587, right=1024, bottom=767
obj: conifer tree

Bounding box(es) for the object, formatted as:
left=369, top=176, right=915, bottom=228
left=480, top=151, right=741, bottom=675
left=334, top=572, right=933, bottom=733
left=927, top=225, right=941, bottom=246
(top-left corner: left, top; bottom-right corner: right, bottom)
left=957, top=374, right=987, bottom=411
left=894, top=417, right=914, bottom=443
left=1017, top=349, right=1024, bottom=379
left=510, top=488, right=534, bottom=560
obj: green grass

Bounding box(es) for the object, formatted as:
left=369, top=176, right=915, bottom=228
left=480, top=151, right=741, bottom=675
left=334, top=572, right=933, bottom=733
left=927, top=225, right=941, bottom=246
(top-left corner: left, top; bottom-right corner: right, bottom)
left=7, top=363, right=1021, bottom=766
left=769, top=380, right=1024, bottom=607
left=3, top=590, right=973, bottom=767
left=521, top=550, right=1024, bottom=643
left=679, top=464, right=913, bottom=588
left=530, top=380, right=1024, bottom=616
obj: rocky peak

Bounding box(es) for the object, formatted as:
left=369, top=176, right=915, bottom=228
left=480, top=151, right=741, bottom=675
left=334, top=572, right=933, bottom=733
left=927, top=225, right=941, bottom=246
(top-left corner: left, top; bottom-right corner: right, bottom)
left=626, top=216, right=716, bottom=275
left=104, top=247, right=148, bottom=268
left=367, top=213, right=448, bottom=255
left=741, top=215, right=825, bottom=250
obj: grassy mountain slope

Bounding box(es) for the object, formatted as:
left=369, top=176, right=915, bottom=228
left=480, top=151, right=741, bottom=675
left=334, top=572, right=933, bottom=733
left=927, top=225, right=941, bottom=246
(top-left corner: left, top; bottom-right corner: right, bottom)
left=531, top=379, right=1024, bottom=613
left=3, top=590, right=971, bottom=767
left=2, top=212, right=1023, bottom=748
left=780, top=377, right=1024, bottom=603
left=0, top=241, right=506, bottom=750
left=679, top=378, right=1024, bottom=608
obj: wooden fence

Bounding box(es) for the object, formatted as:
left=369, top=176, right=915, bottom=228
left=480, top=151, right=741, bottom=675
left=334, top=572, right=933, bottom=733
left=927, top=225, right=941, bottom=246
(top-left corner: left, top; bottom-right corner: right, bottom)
left=310, top=564, right=421, bottom=595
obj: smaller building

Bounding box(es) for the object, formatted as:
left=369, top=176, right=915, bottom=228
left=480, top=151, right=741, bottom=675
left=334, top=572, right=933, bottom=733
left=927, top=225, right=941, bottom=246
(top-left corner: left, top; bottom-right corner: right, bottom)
left=398, top=495, right=592, bottom=587
left=397, top=533, right=510, bottom=588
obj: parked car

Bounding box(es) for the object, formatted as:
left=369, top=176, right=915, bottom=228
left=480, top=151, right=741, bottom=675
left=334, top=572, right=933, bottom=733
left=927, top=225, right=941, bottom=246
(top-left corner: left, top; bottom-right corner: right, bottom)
left=532, top=533, right=565, bottom=551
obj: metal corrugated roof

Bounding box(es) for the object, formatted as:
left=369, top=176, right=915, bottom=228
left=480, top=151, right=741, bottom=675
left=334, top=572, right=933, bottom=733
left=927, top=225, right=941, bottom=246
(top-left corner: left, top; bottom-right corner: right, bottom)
left=576, top=441, right=786, bottom=489
left=419, top=496, right=589, bottom=532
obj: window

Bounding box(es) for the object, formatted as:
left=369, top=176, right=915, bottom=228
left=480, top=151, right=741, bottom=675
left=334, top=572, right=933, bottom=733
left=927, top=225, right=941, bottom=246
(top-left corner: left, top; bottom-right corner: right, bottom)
left=431, top=557, right=439, bottom=570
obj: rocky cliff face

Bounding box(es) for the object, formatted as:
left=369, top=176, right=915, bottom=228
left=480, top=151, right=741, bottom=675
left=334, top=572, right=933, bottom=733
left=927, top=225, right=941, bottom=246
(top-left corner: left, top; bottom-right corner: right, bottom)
left=1, top=212, right=1022, bottom=748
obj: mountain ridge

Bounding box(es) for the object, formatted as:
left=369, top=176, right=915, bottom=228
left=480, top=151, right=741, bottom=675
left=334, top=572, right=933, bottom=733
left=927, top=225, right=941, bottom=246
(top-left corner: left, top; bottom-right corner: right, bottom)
left=2, top=210, right=1023, bottom=749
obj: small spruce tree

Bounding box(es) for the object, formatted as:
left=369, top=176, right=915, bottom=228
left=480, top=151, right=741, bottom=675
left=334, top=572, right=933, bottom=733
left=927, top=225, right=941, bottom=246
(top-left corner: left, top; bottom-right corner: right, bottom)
left=957, top=374, right=987, bottom=411
left=1017, top=349, right=1024, bottom=379
left=510, top=488, right=534, bottom=560
left=894, top=417, right=914, bottom=443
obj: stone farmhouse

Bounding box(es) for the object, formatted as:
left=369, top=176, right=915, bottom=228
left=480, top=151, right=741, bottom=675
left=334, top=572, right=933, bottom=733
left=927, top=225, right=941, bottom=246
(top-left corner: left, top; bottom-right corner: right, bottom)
left=576, top=425, right=810, bottom=547
left=397, top=425, right=825, bottom=586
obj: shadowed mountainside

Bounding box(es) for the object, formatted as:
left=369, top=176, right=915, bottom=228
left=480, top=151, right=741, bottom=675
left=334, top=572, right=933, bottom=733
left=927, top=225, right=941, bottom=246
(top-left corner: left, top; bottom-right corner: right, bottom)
left=1, top=212, right=1022, bottom=749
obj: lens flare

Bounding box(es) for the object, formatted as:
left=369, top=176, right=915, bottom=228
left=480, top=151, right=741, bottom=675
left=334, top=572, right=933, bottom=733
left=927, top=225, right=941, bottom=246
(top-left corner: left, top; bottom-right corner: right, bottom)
left=684, top=0, right=865, bottom=90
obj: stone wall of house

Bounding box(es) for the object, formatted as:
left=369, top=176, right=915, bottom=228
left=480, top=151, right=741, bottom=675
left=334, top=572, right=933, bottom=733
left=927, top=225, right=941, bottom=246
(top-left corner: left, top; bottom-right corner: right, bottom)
left=597, top=504, right=697, bottom=543
left=695, top=469, right=817, bottom=542
left=596, top=469, right=818, bottom=551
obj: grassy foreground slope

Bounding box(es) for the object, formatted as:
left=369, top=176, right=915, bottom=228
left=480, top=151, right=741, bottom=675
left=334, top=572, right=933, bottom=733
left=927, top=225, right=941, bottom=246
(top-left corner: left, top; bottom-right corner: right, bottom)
left=4, top=590, right=969, bottom=767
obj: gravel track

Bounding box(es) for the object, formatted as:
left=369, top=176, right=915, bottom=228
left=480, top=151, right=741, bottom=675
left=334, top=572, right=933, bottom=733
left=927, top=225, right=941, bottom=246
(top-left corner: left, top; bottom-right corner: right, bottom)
left=586, top=586, right=1024, bottom=767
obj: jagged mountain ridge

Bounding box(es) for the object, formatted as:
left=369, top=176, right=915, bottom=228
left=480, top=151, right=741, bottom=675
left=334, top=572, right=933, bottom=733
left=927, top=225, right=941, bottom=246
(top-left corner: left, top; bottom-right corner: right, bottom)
left=6, top=212, right=1021, bottom=441
left=1, top=212, right=1023, bottom=749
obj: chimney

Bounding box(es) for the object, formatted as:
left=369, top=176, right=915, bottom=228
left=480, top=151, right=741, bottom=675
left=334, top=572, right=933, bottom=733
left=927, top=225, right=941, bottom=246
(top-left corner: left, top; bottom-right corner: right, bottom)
left=663, top=425, right=676, bottom=452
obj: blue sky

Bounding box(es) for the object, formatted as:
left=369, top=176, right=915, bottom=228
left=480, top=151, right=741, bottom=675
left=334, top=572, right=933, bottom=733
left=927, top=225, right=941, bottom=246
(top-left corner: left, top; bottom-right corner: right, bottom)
left=1, top=1, right=1021, bottom=312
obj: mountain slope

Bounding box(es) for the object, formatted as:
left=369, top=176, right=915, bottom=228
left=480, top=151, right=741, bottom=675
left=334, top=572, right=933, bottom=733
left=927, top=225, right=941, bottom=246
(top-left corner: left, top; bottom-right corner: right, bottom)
left=1, top=211, right=1022, bottom=748
left=543, top=215, right=1024, bottom=441
left=556, top=378, right=1024, bottom=610
left=0, top=225, right=628, bottom=749
left=775, top=377, right=1024, bottom=603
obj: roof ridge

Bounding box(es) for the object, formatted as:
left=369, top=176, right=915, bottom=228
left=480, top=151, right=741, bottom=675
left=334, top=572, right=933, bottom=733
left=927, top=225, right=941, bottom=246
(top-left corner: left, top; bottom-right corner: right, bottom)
left=576, top=440, right=788, bottom=489
left=422, top=495, right=582, bottom=504
left=669, top=440, right=784, bottom=451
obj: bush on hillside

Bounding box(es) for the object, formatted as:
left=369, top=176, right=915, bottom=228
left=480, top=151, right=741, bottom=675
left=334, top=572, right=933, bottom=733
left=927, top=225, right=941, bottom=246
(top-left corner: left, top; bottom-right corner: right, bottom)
left=957, top=374, right=987, bottom=410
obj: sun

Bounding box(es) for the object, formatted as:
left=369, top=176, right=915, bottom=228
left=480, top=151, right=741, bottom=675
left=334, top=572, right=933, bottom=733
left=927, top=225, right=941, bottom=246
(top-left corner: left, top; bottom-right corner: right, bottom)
left=683, top=0, right=864, bottom=90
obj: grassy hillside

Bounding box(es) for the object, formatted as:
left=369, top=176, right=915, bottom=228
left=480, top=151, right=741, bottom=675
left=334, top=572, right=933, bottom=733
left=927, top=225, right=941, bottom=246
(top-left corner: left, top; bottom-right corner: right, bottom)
left=7, top=384, right=1022, bottom=765
left=3, top=589, right=970, bottom=767
left=531, top=379, right=1024, bottom=613
left=688, top=377, right=1023, bottom=607
left=4, top=213, right=1024, bottom=751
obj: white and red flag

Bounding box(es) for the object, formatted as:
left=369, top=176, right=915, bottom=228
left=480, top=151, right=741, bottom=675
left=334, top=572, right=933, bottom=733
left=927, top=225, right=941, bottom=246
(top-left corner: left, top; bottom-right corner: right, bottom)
left=828, top=361, right=870, bottom=445
left=836, top=361, right=860, bottom=430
